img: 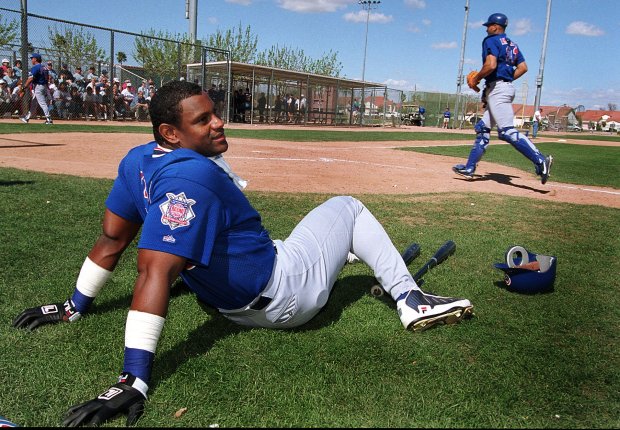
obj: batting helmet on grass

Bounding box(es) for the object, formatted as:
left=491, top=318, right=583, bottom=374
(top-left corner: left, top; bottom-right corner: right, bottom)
left=494, top=245, right=557, bottom=294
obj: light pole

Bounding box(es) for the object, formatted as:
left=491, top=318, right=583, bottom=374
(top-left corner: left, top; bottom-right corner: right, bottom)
left=358, top=0, right=380, bottom=125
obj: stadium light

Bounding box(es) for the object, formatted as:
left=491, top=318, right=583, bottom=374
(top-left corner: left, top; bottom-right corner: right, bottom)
left=358, top=0, right=381, bottom=125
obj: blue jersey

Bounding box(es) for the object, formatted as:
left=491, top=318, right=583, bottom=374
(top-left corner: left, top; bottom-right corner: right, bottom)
left=443, top=111, right=451, bottom=119
left=29, top=63, right=48, bottom=85
left=481, top=33, right=524, bottom=83
left=106, top=142, right=276, bottom=310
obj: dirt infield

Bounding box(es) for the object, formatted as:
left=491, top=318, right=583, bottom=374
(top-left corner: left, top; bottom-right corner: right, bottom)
left=1, top=122, right=618, bottom=208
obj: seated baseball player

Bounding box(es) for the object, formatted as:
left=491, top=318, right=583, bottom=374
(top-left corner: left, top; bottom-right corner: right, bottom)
left=13, top=80, right=474, bottom=427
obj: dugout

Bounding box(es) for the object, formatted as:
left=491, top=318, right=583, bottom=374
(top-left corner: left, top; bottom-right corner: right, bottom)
left=186, top=61, right=397, bottom=126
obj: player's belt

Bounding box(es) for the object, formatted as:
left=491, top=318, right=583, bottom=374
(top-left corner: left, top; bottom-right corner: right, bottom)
left=249, top=295, right=272, bottom=310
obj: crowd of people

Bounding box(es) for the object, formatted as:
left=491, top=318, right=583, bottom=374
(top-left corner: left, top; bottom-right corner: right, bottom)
left=0, top=53, right=158, bottom=123
left=224, top=87, right=307, bottom=125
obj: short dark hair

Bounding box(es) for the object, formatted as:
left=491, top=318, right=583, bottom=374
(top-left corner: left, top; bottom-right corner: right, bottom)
left=149, top=80, right=203, bottom=145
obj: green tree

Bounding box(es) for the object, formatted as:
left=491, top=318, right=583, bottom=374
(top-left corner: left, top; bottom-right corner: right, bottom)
left=116, top=51, right=127, bottom=65
left=0, top=14, right=18, bottom=47
left=255, top=45, right=341, bottom=77
left=134, top=30, right=200, bottom=85
left=205, top=23, right=256, bottom=63
left=47, top=25, right=107, bottom=69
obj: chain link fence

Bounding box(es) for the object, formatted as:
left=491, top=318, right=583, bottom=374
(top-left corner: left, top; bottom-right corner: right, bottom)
left=0, top=7, right=228, bottom=122
left=1, top=6, right=482, bottom=128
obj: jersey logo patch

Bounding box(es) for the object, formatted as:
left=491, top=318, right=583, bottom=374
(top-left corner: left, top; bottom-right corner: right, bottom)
left=159, top=192, right=196, bottom=230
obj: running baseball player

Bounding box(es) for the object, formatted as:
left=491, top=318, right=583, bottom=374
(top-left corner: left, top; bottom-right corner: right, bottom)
left=13, top=80, right=473, bottom=427
left=20, top=53, right=53, bottom=125
left=453, top=13, right=553, bottom=184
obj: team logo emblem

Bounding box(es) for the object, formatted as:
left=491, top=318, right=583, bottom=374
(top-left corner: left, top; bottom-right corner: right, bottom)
left=159, top=192, right=196, bottom=230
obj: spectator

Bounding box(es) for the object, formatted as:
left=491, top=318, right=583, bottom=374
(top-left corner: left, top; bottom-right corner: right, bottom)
left=295, top=93, right=307, bottom=124
left=257, top=92, right=267, bottom=123
left=52, top=81, right=71, bottom=119
left=59, top=64, right=74, bottom=83
left=101, top=83, right=112, bottom=120
left=273, top=93, right=283, bottom=123
left=68, top=86, right=82, bottom=119
left=82, top=86, right=98, bottom=119
left=121, top=82, right=135, bottom=114
left=351, top=98, right=360, bottom=123
left=286, top=93, right=296, bottom=123
left=1, top=58, right=10, bottom=75
left=111, top=84, right=126, bottom=119
left=244, top=87, right=252, bottom=122
left=73, top=66, right=84, bottom=83
left=12, top=59, right=22, bottom=79
left=137, top=80, right=149, bottom=98
left=2, top=67, right=16, bottom=89
left=94, top=85, right=107, bottom=120
left=0, top=80, right=11, bottom=117
left=86, top=66, right=97, bottom=81
left=130, top=89, right=149, bottom=121
left=46, top=61, right=58, bottom=83
left=215, top=83, right=225, bottom=117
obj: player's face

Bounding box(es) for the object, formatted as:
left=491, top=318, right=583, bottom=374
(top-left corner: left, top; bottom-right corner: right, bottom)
left=174, top=93, right=228, bottom=156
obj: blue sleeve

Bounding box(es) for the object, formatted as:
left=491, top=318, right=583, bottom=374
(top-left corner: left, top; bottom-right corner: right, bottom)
left=138, top=177, right=225, bottom=265
left=105, top=158, right=143, bottom=223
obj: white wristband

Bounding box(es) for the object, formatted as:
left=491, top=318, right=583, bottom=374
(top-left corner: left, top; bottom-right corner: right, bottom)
left=76, top=257, right=112, bottom=298
left=125, top=310, right=166, bottom=353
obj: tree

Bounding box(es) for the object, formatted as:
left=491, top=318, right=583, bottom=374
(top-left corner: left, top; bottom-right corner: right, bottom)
left=0, top=14, right=18, bottom=47
left=134, top=30, right=200, bottom=85
left=116, top=51, right=127, bottom=65
left=47, top=25, right=107, bottom=69
left=255, top=45, right=342, bottom=77
left=205, top=23, right=257, bottom=63
left=608, top=103, right=617, bottom=111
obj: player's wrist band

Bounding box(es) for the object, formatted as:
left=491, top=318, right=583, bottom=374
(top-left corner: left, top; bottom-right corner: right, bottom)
left=71, top=257, right=112, bottom=313
left=124, top=311, right=166, bottom=389
left=125, top=310, right=165, bottom=354
left=76, top=257, right=112, bottom=297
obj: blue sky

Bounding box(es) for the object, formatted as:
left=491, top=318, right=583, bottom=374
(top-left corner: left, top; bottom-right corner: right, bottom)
left=7, top=0, right=619, bottom=110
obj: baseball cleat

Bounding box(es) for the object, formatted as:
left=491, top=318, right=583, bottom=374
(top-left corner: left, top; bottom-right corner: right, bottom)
left=452, top=164, right=474, bottom=179
left=538, top=155, right=553, bottom=184
left=20, top=116, right=29, bottom=124
left=397, top=289, right=473, bottom=332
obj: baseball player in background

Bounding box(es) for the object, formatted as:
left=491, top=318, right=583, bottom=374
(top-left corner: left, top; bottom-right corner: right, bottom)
left=13, top=80, right=473, bottom=427
left=453, top=13, right=553, bottom=184
left=20, top=53, right=53, bottom=125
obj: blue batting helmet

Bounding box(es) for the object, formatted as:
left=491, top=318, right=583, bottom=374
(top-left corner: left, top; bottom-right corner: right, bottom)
left=493, top=246, right=557, bottom=294
left=483, top=13, right=508, bottom=28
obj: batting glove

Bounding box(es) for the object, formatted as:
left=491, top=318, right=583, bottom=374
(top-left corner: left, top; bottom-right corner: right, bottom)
left=12, top=298, right=81, bottom=330
left=62, top=373, right=146, bottom=427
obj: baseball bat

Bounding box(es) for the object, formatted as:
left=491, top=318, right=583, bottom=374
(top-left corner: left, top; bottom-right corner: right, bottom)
left=412, top=240, right=456, bottom=282
left=401, top=242, right=421, bottom=266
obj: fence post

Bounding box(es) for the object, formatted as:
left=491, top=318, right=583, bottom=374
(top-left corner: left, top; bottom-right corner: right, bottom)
left=109, top=30, right=115, bottom=120
left=20, top=0, right=29, bottom=117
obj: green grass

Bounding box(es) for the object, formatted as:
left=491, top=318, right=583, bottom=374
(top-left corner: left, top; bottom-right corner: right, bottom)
left=3, top=121, right=620, bottom=144
left=0, top=122, right=474, bottom=141
left=0, top=167, right=618, bottom=428
left=402, top=142, right=620, bottom=189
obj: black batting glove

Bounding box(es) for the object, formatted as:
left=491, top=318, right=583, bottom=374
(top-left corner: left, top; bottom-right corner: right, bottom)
left=62, top=373, right=146, bottom=427
left=12, top=298, right=81, bottom=330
